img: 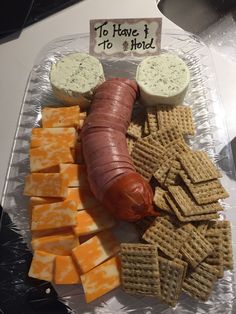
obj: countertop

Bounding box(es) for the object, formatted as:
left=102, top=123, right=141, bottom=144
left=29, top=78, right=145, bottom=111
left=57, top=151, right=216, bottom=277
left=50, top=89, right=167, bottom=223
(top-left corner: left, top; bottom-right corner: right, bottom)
left=0, top=0, right=236, bottom=198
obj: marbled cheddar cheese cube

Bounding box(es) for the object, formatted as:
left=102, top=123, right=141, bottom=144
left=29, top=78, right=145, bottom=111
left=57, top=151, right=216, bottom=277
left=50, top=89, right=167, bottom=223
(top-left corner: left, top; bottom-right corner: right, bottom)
left=31, top=233, right=79, bottom=255
left=42, top=106, right=80, bottom=128
left=28, top=250, right=56, bottom=281
left=29, top=196, right=62, bottom=222
left=59, top=164, right=88, bottom=187
left=31, top=200, right=77, bottom=231
left=30, top=144, right=74, bottom=172
left=67, top=187, right=100, bottom=210
left=24, top=173, right=68, bottom=198
left=81, top=256, right=121, bottom=303
left=55, top=255, right=81, bottom=284
left=72, top=230, right=120, bottom=273
left=31, top=127, right=77, bottom=148
left=73, top=206, right=115, bottom=236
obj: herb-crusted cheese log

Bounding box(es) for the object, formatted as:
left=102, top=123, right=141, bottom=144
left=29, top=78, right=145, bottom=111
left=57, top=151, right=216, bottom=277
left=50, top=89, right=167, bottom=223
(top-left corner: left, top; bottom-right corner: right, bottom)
left=136, top=54, right=190, bottom=106
left=50, top=53, right=105, bottom=108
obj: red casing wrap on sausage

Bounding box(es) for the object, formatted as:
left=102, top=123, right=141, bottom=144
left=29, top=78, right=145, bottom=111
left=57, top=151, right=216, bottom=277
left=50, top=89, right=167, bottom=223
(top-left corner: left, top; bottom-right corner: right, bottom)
left=81, top=78, right=157, bottom=221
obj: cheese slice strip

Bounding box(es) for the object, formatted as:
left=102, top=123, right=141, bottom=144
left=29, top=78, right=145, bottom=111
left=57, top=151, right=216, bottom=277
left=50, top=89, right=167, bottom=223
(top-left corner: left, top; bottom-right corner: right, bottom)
left=24, top=173, right=68, bottom=198
left=31, top=200, right=77, bottom=231
left=31, top=127, right=77, bottom=148
left=39, top=165, right=60, bottom=173
left=55, top=255, right=81, bottom=284
left=28, top=250, right=56, bottom=281
left=30, top=144, right=74, bottom=172
left=67, top=187, right=100, bottom=210
left=31, top=233, right=79, bottom=255
left=81, top=256, right=121, bottom=303
left=42, top=105, right=80, bottom=128
left=29, top=196, right=62, bottom=207
left=31, top=228, right=73, bottom=239
left=73, top=206, right=116, bottom=236
left=72, top=229, right=120, bottom=273
left=60, top=164, right=88, bottom=187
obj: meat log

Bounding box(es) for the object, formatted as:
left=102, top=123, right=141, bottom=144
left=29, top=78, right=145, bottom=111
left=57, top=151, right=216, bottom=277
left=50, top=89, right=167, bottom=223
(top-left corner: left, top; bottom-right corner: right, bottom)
left=81, top=78, right=157, bottom=221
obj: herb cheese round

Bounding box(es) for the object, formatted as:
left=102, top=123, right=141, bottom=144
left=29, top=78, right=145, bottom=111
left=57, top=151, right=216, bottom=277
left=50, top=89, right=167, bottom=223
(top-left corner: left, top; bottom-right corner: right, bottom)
left=50, top=53, right=105, bottom=108
left=136, top=54, right=190, bottom=106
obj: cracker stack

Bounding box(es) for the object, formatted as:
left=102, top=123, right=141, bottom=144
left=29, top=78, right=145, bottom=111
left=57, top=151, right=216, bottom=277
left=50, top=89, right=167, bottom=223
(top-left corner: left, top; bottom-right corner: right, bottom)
left=123, top=102, right=233, bottom=307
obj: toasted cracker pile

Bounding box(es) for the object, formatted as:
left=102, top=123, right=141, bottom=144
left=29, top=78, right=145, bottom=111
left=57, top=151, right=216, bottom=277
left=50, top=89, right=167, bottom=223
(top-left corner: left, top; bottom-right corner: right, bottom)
left=123, top=103, right=233, bottom=307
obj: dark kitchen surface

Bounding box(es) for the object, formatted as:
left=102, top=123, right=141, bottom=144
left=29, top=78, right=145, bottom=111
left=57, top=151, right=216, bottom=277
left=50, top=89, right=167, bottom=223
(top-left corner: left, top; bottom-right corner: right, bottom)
left=0, top=206, right=70, bottom=314
left=0, top=0, right=82, bottom=42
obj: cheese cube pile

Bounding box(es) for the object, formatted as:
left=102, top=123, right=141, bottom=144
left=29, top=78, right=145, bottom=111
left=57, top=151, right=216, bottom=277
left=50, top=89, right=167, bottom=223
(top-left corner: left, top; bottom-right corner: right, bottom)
left=25, top=104, right=120, bottom=302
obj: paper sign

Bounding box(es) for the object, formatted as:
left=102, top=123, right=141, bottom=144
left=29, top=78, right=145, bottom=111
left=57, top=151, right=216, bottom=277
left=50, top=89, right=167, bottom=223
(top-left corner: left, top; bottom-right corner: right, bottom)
left=90, top=18, right=162, bottom=57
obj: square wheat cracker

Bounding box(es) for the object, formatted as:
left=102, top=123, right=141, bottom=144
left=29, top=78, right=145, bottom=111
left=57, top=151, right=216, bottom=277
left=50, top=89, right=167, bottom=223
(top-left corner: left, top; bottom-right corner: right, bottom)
left=180, top=170, right=229, bottom=205
left=207, top=220, right=233, bottom=269
left=131, top=140, right=164, bottom=180
left=168, top=185, right=222, bottom=217
left=183, top=262, right=218, bottom=301
left=158, top=256, right=185, bottom=306
left=205, top=231, right=224, bottom=278
left=120, top=243, right=160, bottom=297
left=165, top=193, right=219, bottom=222
left=180, top=150, right=221, bottom=183
left=157, top=105, right=195, bottom=135
left=180, top=227, right=213, bottom=268
left=142, top=217, right=192, bottom=258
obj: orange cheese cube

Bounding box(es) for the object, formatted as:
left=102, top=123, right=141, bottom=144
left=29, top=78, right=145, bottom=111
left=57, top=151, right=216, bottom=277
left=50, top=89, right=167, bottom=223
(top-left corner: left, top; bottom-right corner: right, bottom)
left=81, top=256, right=121, bottom=303
left=54, top=255, right=81, bottom=284
left=31, top=200, right=77, bottom=231
left=31, top=127, right=77, bottom=148
left=72, top=230, right=120, bottom=273
left=31, top=233, right=79, bottom=255
left=67, top=187, right=100, bottom=210
left=73, top=206, right=115, bottom=236
left=24, top=173, right=68, bottom=198
left=59, top=164, right=88, bottom=187
left=30, top=144, right=74, bottom=172
left=29, top=196, right=62, bottom=222
left=28, top=250, right=56, bottom=281
left=42, top=106, right=80, bottom=128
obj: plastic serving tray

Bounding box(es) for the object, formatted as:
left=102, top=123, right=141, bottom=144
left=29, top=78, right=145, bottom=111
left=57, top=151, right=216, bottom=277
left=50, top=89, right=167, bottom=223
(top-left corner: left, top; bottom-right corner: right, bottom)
left=1, top=31, right=236, bottom=314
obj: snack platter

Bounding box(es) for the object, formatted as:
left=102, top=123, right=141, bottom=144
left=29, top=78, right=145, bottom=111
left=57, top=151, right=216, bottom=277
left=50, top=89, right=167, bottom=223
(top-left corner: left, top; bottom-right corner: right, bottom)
left=1, top=31, right=236, bottom=313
